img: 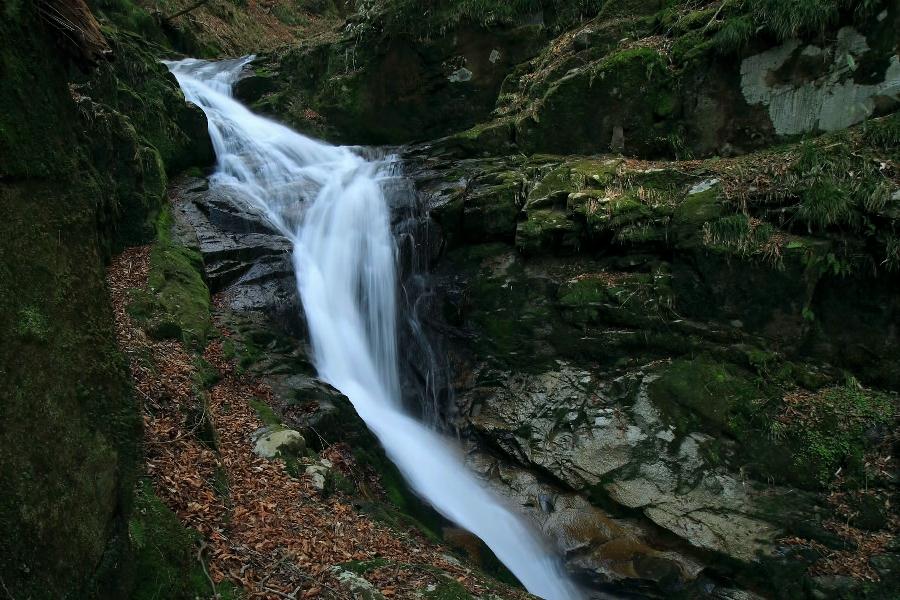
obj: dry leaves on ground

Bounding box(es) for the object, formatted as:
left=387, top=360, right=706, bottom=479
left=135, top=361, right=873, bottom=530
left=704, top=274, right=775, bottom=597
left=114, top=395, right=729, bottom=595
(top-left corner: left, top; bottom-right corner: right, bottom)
left=107, top=245, right=530, bottom=599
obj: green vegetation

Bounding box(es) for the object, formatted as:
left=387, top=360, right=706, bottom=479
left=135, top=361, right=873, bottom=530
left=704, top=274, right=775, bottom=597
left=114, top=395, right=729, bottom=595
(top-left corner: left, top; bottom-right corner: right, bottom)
left=749, top=0, right=843, bottom=40
left=132, top=207, right=213, bottom=348
left=129, top=480, right=212, bottom=600
left=15, top=306, right=51, bottom=342
left=0, top=3, right=218, bottom=595
left=702, top=214, right=783, bottom=266
left=649, top=355, right=897, bottom=489
left=722, top=114, right=900, bottom=273
left=650, top=356, right=765, bottom=437
left=711, top=14, right=753, bottom=54
left=249, top=397, right=282, bottom=427
left=339, top=558, right=392, bottom=574
left=774, top=381, right=896, bottom=485
left=422, top=577, right=475, bottom=599
left=661, top=0, right=889, bottom=63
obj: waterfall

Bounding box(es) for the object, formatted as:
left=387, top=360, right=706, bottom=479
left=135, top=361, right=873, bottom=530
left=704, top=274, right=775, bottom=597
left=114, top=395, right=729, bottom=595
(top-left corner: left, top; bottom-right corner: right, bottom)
left=166, top=57, right=581, bottom=600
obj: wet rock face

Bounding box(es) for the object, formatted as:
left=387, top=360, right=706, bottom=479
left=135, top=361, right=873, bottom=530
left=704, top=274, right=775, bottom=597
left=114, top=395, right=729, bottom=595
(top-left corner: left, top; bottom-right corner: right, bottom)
left=405, top=132, right=899, bottom=596
left=171, top=177, right=302, bottom=336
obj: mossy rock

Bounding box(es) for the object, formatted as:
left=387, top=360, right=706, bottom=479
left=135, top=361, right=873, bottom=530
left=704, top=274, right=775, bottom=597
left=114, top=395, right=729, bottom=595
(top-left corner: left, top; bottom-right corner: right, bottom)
left=557, top=269, right=673, bottom=328
left=256, top=23, right=545, bottom=145
left=421, top=577, right=475, bottom=599
left=516, top=208, right=581, bottom=254
left=442, top=118, right=517, bottom=157
left=138, top=207, right=213, bottom=348
left=649, top=355, right=765, bottom=437
left=129, top=481, right=211, bottom=600
left=670, top=182, right=726, bottom=249
left=517, top=46, right=680, bottom=156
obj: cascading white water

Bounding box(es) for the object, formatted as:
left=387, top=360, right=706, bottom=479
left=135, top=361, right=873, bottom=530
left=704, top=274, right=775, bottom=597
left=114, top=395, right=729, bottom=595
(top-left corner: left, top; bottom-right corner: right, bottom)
left=166, top=57, right=581, bottom=600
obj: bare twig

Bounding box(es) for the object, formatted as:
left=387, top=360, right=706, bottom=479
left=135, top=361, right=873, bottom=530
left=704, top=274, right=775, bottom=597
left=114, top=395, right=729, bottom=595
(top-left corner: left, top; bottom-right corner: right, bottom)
left=197, top=541, right=217, bottom=598
left=0, top=575, right=16, bottom=600
left=164, top=0, right=211, bottom=22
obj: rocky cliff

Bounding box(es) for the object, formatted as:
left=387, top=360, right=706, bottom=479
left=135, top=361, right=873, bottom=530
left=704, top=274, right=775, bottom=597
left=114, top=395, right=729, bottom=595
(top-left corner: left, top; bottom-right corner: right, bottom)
left=1, top=1, right=898, bottom=599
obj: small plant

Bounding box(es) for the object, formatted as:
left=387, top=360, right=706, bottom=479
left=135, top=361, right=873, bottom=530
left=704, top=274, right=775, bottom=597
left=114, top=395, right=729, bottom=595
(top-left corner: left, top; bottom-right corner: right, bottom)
left=796, top=181, right=855, bottom=229
left=749, top=0, right=841, bottom=40
left=712, top=15, right=754, bottom=54
left=880, top=234, right=900, bottom=271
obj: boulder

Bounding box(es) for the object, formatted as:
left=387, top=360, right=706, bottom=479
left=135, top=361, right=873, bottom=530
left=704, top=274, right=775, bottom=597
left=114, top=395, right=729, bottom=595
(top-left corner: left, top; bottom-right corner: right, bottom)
left=304, top=459, right=333, bottom=491
left=252, top=427, right=306, bottom=459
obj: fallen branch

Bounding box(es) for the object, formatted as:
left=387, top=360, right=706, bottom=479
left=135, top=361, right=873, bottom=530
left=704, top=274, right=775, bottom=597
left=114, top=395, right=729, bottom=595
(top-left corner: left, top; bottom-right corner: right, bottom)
left=164, top=0, right=211, bottom=22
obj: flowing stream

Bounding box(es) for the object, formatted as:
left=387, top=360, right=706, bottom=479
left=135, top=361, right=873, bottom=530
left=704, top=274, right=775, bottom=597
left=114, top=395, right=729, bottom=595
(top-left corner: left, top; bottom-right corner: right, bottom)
left=166, top=57, right=580, bottom=600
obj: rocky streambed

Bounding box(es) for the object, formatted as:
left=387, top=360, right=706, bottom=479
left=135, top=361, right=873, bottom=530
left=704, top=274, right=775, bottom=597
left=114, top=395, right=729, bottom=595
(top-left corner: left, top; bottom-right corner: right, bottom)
left=165, top=105, right=899, bottom=599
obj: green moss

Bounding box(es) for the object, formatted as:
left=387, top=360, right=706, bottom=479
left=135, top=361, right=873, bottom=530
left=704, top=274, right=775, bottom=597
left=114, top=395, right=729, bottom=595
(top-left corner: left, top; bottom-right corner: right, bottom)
left=649, top=352, right=898, bottom=489
left=0, top=3, right=217, bottom=597
left=445, top=118, right=516, bottom=156
left=782, top=382, right=896, bottom=486
left=558, top=269, right=673, bottom=328
left=15, top=306, right=51, bottom=342
left=193, top=356, right=221, bottom=390
left=129, top=480, right=211, bottom=600
left=0, top=6, right=159, bottom=596
left=249, top=398, right=282, bottom=427
left=650, top=355, right=765, bottom=436
left=597, top=46, right=667, bottom=76
left=558, top=278, right=607, bottom=313
left=143, top=207, right=213, bottom=348
left=517, top=42, right=680, bottom=155
left=711, top=15, right=754, bottom=54
left=671, top=28, right=713, bottom=65
left=422, top=577, right=475, bottom=599
left=671, top=185, right=726, bottom=248
left=516, top=209, right=580, bottom=254
left=340, top=558, right=391, bottom=575
left=462, top=180, right=523, bottom=242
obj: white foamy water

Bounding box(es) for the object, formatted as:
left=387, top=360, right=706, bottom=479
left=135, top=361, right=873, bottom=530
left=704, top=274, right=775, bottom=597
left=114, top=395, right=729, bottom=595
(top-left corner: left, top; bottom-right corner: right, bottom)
left=166, top=57, right=581, bottom=600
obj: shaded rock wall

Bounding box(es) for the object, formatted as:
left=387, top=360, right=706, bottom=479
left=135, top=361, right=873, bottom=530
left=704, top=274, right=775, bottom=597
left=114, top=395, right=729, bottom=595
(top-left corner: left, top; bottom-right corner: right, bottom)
left=0, top=2, right=212, bottom=597
left=237, top=24, right=546, bottom=144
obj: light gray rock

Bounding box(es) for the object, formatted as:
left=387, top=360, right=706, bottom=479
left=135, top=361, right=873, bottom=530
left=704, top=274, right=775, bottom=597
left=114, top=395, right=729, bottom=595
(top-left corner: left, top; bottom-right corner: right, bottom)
left=740, top=28, right=900, bottom=135
left=305, top=458, right=333, bottom=491
left=462, top=361, right=824, bottom=567
left=329, top=566, right=385, bottom=600
left=252, top=427, right=306, bottom=459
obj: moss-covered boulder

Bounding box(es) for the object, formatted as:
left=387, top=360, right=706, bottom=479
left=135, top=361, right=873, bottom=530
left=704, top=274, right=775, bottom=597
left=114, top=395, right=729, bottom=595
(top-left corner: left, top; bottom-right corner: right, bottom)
left=0, top=6, right=141, bottom=597
left=129, top=207, right=214, bottom=348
